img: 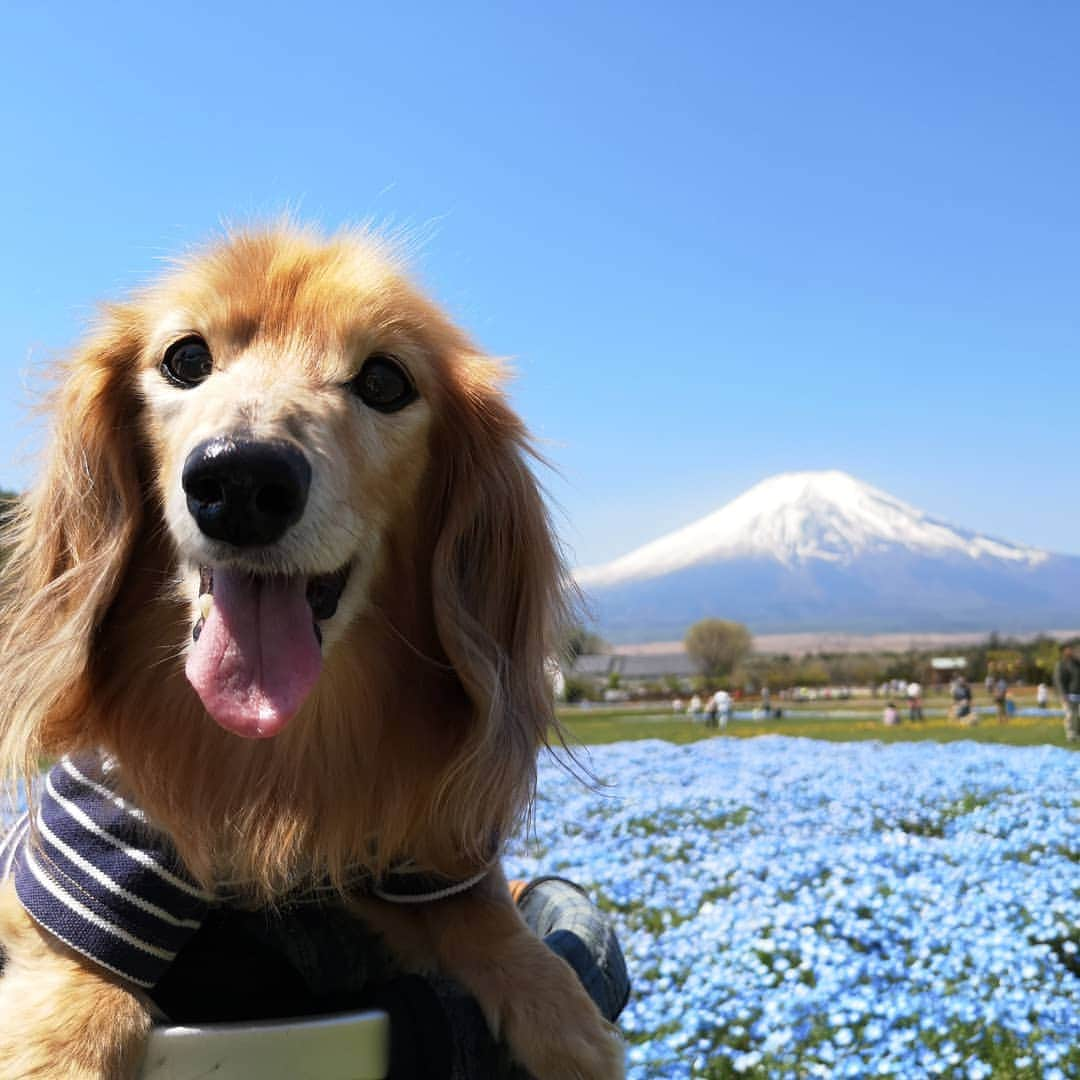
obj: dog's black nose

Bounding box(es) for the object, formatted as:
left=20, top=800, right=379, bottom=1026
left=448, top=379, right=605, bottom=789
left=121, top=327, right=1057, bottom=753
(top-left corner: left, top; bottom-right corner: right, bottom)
left=182, top=438, right=311, bottom=547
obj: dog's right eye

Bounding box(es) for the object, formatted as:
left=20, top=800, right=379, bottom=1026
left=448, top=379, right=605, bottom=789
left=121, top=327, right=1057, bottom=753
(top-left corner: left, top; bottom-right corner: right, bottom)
left=161, top=336, right=213, bottom=388
left=348, top=354, right=417, bottom=413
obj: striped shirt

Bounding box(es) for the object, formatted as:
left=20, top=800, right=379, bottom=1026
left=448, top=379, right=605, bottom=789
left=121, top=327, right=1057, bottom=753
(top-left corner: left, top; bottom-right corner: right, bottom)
left=1, top=752, right=489, bottom=989
left=0, top=754, right=213, bottom=987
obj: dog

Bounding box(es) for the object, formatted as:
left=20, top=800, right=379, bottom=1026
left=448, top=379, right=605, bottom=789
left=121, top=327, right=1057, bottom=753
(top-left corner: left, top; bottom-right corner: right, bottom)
left=0, top=225, right=624, bottom=1078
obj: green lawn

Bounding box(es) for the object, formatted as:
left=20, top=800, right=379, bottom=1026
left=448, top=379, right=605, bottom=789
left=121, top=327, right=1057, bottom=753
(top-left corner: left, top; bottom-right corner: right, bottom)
left=557, top=701, right=1078, bottom=749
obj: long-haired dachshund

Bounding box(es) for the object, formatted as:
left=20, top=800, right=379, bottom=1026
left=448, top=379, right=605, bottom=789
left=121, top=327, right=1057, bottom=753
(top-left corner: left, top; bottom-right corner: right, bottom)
left=0, top=226, right=623, bottom=1078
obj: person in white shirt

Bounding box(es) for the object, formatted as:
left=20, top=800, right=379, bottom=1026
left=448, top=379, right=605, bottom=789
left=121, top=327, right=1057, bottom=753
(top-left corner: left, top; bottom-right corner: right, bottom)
left=906, top=680, right=923, bottom=723
left=708, top=690, right=733, bottom=730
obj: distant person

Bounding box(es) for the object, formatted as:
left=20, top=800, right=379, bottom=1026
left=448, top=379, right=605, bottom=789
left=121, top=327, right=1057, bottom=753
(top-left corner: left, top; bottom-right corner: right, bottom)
left=761, top=686, right=771, bottom=713
left=993, top=676, right=1009, bottom=723
left=1052, top=643, right=1080, bottom=742
left=671, top=697, right=685, bottom=714
left=1036, top=682, right=1049, bottom=709
left=707, top=689, right=732, bottom=730
left=906, top=680, right=923, bottom=723
left=688, top=693, right=703, bottom=717
left=883, top=702, right=900, bottom=726
left=718, top=690, right=733, bottom=728
left=951, top=676, right=973, bottom=721
left=705, top=694, right=719, bottom=727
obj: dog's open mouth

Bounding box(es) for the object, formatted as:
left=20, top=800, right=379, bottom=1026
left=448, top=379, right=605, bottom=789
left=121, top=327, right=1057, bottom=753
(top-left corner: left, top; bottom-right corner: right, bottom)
left=184, top=563, right=351, bottom=739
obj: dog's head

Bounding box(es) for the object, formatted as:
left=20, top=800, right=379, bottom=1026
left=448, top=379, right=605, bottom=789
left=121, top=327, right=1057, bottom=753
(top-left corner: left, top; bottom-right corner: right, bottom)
left=0, top=226, right=566, bottom=874
left=139, top=232, right=462, bottom=738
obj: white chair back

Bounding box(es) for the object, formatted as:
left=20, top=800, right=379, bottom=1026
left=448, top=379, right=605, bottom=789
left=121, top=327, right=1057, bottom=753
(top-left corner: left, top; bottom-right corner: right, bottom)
left=138, top=1009, right=389, bottom=1079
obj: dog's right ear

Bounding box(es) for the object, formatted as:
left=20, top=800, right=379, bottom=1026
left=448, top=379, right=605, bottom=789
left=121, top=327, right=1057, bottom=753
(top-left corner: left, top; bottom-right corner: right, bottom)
left=0, top=305, right=146, bottom=779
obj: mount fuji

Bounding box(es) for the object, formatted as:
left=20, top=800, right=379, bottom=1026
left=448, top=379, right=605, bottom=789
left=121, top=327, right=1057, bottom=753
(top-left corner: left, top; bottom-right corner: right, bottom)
left=574, top=471, right=1080, bottom=641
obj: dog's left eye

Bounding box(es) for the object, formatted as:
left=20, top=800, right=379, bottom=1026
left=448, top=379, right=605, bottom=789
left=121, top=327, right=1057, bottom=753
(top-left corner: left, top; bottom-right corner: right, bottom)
left=349, top=354, right=417, bottom=413
left=161, top=336, right=213, bottom=388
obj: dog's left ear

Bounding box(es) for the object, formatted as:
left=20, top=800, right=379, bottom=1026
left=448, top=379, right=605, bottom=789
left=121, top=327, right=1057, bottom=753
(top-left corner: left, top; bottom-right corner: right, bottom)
left=0, top=305, right=146, bottom=777
left=429, top=356, right=568, bottom=852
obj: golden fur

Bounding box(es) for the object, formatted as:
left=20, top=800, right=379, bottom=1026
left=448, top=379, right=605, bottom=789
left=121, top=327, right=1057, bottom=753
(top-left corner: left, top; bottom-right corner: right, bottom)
left=0, top=226, right=623, bottom=1078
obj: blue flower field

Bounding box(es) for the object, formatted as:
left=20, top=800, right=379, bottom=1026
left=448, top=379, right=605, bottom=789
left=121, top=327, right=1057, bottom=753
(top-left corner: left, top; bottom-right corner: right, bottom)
left=504, top=737, right=1080, bottom=1079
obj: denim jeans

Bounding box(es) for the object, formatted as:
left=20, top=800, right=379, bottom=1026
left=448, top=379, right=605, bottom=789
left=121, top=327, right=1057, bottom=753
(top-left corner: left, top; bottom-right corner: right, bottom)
left=514, top=876, right=630, bottom=1024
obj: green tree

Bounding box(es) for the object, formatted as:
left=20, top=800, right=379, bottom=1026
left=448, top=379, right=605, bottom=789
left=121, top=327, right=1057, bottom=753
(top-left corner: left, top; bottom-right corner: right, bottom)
left=684, top=618, right=753, bottom=680
left=1028, top=637, right=1061, bottom=682
left=986, top=648, right=1023, bottom=680
left=561, top=624, right=608, bottom=662
left=561, top=676, right=593, bottom=703
left=793, top=659, right=830, bottom=688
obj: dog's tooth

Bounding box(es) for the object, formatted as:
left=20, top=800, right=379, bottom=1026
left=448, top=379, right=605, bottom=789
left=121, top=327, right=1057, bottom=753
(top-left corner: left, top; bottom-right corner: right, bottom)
left=198, top=593, right=213, bottom=622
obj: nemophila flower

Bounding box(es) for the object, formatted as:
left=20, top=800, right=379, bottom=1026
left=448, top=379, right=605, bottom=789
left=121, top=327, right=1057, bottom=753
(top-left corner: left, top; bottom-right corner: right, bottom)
left=502, top=737, right=1080, bottom=1078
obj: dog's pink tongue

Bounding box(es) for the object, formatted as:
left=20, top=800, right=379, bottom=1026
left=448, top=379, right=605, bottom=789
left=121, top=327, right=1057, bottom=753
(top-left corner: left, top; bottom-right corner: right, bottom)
left=185, top=569, right=322, bottom=738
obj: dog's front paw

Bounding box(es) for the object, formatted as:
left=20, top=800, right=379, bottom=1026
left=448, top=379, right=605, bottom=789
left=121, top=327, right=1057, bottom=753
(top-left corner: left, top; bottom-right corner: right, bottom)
left=0, top=1033, right=108, bottom=1080
left=498, top=970, right=625, bottom=1080
left=0, top=1004, right=150, bottom=1080
left=0, top=1006, right=150, bottom=1080
left=0, top=939, right=151, bottom=1080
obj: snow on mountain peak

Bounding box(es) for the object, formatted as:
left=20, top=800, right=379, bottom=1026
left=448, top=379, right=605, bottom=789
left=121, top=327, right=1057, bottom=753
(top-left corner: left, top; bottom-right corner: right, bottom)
left=575, top=470, right=1048, bottom=589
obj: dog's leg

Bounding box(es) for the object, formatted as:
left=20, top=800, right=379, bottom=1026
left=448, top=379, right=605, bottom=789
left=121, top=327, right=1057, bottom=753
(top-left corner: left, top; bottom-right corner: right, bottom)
left=416, top=867, right=625, bottom=1080
left=0, top=879, right=153, bottom=1079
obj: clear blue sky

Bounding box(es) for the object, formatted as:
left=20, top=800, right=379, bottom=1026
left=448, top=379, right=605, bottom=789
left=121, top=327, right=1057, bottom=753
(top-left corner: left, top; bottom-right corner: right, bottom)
left=3, top=2, right=1079, bottom=566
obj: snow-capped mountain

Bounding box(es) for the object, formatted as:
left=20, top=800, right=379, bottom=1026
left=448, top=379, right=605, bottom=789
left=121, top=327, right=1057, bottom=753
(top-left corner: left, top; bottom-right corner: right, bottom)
left=575, top=471, right=1079, bottom=641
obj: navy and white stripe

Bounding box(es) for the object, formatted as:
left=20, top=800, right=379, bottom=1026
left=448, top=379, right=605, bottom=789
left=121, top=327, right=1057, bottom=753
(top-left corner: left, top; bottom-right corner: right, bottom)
left=1, top=753, right=213, bottom=988
left=374, top=864, right=490, bottom=904
left=0, top=752, right=491, bottom=989
left=0, top=811, right=29, bottom=881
